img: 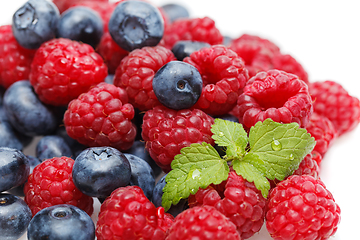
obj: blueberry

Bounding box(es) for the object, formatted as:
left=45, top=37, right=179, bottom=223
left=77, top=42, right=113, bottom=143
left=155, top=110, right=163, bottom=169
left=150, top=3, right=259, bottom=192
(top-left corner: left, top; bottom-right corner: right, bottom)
left=27, top=204, right=95, bottom=240
left=55, top=126, right=87, bottom=158
left=152, top=174, right=188, bottom=217
left=124, top=153, right=155, bottom=200
left=72, top=146, right=131, bottom=198
left=0, top=193, right=32, bottom=240
left=171, top=40, right=210, bottom=61
left=12, top=0, right=60, bottom=49
left=36, top=135, right=73, bottom=161
left=153, top=61, right=203, bottom=110
left=104, top=74, right=115, bottom=85
left=3, top=80, right=59, bottom=137
left=108, top=0, right=164, bottom=52
left=160, top=3, right=189, bottom=23
left=0, top=147, right=30, bottom=193
left=56, top=6, right=103, bottom=49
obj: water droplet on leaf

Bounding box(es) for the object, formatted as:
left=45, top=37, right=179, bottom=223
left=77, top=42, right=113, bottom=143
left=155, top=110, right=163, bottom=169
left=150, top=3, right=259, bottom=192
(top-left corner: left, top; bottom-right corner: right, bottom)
left=219, top=132, right=224, bottom=137
left=271, top=139, right=282, bottom=151
left=289, top=153, right=295, bottom=161
left=192, top=169, right=201, bottom=179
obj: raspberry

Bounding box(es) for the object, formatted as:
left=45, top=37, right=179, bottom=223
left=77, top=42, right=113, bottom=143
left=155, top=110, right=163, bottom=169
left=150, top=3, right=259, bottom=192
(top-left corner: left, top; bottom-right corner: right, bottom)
left=0, top=25, right=36, bottom=89
left=165, top=205, right=240, bottom=240
left=183, top=45, right=249, bottom=116
left=96, top=32, right=129, bottom=74
left=272, top=53, right=309, bottom=84
left=309, top=80, right=360, bottom=135
left=293, top=152, right=321, bottom=179
left=233, top=69, right=313, bottom=130
left=306, top=112, right=337, bottom=156
left=52, top=0, right=109, bottom=13
left=113, top=46, right=176, bottom=111
left=29, top=38, right=108, bottom=106
left=23, top=156, right=94, bottom=216
left=96, top=185, right=173, bottom=240
left=266, top=175, right=341, bottom=240
left=141, top=105, right=214, bottom=172
left=188, top=170, right=266, bottom=239
left=161, top=17, right=223, bottom=49
left=63, top=82, right=137, bottom=151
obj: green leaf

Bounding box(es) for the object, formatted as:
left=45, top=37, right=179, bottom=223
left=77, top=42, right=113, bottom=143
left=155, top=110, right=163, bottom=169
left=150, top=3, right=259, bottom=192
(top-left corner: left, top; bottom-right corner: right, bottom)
left=211, top=118, right=248, bottom=158
left=233, top=155, right=271, bottom=198
left=161, top=142, right=229, bottom=211
left=248, top=118, right=316, bottom=181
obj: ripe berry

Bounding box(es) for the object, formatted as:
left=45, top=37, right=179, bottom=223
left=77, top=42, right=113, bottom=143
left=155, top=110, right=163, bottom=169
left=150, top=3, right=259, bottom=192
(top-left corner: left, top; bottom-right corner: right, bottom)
left=63, top=82, right=137, bottom=151
left=165, top=205, right=240, bottom=240
left=160, top=3, right=189, bottom=24
left=24, top=156, right=94, bottom=216
left=12, top=0, right=60, bottom=49
left=108, top=0, right=164, bottom=52
left=56, top=6, right=104, bottom=49
left=171, top=40, right=210, bottom=61
left=153, top=61, right=203, bottom=110
left=36, top=135, right=73, bottom=162
left=27, top=204, right=95, bottom=240
left=53, top=0, right=109, bottom=13
left=0, top=193, right=32, bottom=240
left=266, top=175, right=341, bottom=240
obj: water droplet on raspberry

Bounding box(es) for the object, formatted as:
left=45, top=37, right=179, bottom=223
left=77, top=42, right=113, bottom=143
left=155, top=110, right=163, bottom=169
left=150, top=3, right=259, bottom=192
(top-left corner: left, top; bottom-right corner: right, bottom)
left=271, top=139, right=282, bottom=151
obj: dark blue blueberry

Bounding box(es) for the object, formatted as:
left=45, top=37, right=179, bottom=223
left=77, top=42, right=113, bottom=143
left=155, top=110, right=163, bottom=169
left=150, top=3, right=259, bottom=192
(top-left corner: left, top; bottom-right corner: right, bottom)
left=153, top=61, right=202, bottom=110
left=36, top=135, right=73, bottom=162
left=56, top=6, right=103, bottom=49
left=0, top=193, right=32, bottom=240
left=171, top=40, right=210, bottom=61
left=222, top=35, right=233, bottom=46
left=152, top=174, right=188, bottom=217
left=3, top=80, right=59, bottom=137
left=27, top=204, right=95, bottom=240
left=160, top=3, right=189, bottom=24
left=72, top=146, right=131, bottom=198
left=0, top=147, right=30, bottom=193
left=55, top=126, right=87, bottom=158
left=124, top=140, right=162, bottom=177
left=12, top=0, right=60, bottom=49
left=108, top=0, right=164, bottom=52
left=104, top=74, right=115, bottom=85
left=124, top=153, right=155, bottom=200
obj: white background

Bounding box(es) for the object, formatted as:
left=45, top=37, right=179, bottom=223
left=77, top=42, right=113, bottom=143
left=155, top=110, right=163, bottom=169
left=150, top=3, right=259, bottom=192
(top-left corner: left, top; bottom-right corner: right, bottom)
left=1, top=1, right=359, bottom=240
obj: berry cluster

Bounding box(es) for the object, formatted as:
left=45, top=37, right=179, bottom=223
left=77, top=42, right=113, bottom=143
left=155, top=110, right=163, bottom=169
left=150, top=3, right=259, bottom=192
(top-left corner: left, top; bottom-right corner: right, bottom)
left=0, top=1, right=358, bottom=240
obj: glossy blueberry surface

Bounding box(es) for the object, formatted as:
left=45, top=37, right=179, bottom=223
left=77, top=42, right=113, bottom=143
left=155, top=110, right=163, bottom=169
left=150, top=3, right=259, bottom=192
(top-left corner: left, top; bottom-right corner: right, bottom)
left=36, top=135, right=73, bottom=162
left=27, top=204, right=95, bottom=240
left=171, top=40, right=210, bottom=61
left=12, top=0, right=60, bottom=49
left=3, top=80, right=59, bottom=137
left=108, top=0, right=164, bottom=52
left=153, top=61, right=203, bottom=110
left=0, top=147, right=30, bottom=192
left=72, top=146, right=131, bottom=198
left=0, top=193, right=32, bottom=240
left=56, top=6, right=103, bottom=49
left=160, top=3, right=189, bottom=23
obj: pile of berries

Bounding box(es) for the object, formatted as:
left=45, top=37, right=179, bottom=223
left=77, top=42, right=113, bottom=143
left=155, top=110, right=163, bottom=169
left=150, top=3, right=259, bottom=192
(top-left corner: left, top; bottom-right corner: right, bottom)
left=0, top=0, right=359, bottom=240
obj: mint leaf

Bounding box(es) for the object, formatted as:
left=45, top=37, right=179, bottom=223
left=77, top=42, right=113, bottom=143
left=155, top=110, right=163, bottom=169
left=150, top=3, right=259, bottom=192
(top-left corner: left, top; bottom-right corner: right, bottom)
left=211, top=118, right=248, bottom=158
left=161, top=142, right=229, bottom=211
left=248, top=118, right=316, bottom=181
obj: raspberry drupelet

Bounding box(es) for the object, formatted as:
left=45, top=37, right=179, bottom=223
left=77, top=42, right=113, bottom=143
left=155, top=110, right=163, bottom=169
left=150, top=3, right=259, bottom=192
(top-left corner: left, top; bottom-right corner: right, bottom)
left=64, top=82, right=137, bottom=151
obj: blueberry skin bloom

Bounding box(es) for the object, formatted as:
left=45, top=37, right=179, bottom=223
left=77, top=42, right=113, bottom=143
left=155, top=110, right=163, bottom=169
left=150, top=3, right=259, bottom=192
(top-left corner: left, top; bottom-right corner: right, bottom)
left=56, top=6, right=103, bottom=49
left=72, top=146, right=132, bottom=198
left=36, top=135, right=73, bottom=162
left=0, top=147, right=30, bottom=192
left=27, top=204, right=95, bottom=240
left=108, top=0, right=164, bottom=52
left=172, top=40, right=210, bottom=61
left=0, top=193, right=32, bottom=240
left=3, top=80, right=59, bottom=137
left=153, top=61, right=203, bottom=110
left=12, top=0, right=60, bottom=49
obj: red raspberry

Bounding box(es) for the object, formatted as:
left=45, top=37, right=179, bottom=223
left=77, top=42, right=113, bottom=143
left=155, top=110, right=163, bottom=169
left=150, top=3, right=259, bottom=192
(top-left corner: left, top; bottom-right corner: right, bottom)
left=293, top=152, right=321, bottom=179
left=188, top=170, right=266, bottom=239
left=29, top=38, right=108, bottom=106
left=183, top=45, right=249, bottom=116
left=96, top=186, right=173, bottom=240
left=24, top=156, right=94, bottom=216
left=52, top=0, right=109, bottom=13
left=141, top=105, right=214, bottom=172
left=311, top=150, right=323, bottom=168
left=113, top=46, right=176, bottom=111
left=233, top=69, right=313, bottom=130
left=161, top=17, right=223, bottom=49
left=0, top=25, right=36, bottom=89
left=272, top=53, right=309, bottom=84
left=165, top=205, right=240, bottom=240
left=306, top=112, right=337, bottom=156
left=309, top=80, right=360, bottom=135
left=64, top=82, right=137, bottom=151
left=266, top=175, right=341, bottom=240
left=96, top=32, right=129, bottom=74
